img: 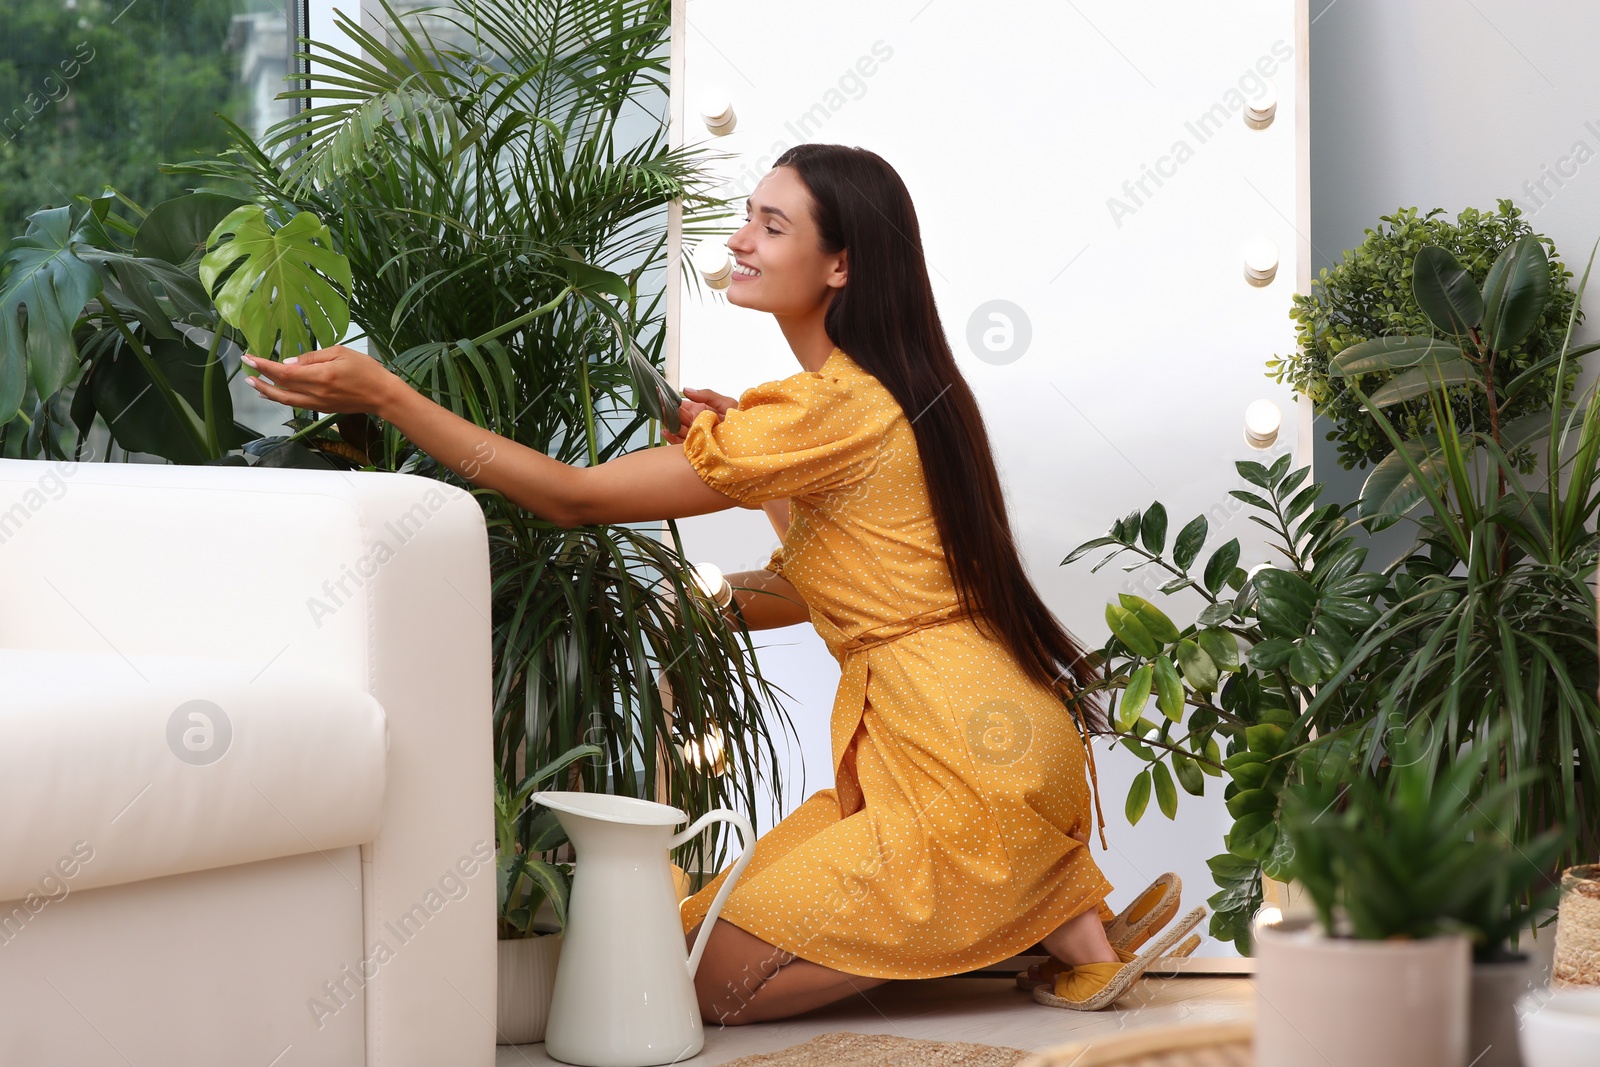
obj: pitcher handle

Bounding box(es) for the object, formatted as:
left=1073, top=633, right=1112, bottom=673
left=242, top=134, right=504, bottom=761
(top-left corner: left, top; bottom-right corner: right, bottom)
left=671, top=807, right=755, bottom=980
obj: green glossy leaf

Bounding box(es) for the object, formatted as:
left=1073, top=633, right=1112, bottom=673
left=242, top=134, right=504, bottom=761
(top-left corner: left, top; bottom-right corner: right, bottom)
left=1304, top=635, right=1343, bottom=677
left=1289, top=642, right=1323, bottom=686
left=200, top=204, right=352, bottom=361
left=86, top=331, right=247, bottom=463
left=134, top=193, right=247, bottom=265
left=1197, top=601, right=1235, bottom=628
left=1325, top=572, right=1388, bottom=598
left=1172, top=751, right=1205, bottom=795
left=1140, top=502, right=1168, bottom=554
left=1225, top=750, right=1269, bottom=772
left=0, top=205, right=101, bottom=421
left=1244, top=723, right=1288, bottom=756
left=1226, top=787, right=1276, bottom=818
left=1172, top=514, right=1208, bottom=570
left=1196, top=628, right=1241, bottom=673
left=1247, top=637, right=1295, bottom=670
left=1481, top=235, right=1550, bottom=352
left=620, top=325, right=682, bottom=434
left=1236, top=460, right=1272, bottom=488
left=1117, top=663, right=1154, bottom=731
left=556, top=254, right=632, bottom=304
left=1329, top=335, right=1465, bottom=375
left=1153, top=655, right=1185, bottom=722
left=1203, top=538, right=1241, bottom=594
left=1358, top=436, right=1448, bottom=522
left=1125, top=769, right=1152, bottom=825
left=1176, top=637, right=1219, bottom=693
left=1368, top=358, right=1481, bottom=408
left=1063, top=536, right=1119, bottom=566
left=1412, top=245, right=1484, bottom=335
left=1152, top=760, right=1178, bottom=819
left=1226, top=811, right=1278, bottom=861
left=1106, top=603, right=1161, bottom=658
left=1228, top=760, right=1273, bottom=790
left=1319, top=595, right=1380, bottom=628
left=1255, top=568, right=1316, bottom=639
left=1229, top=489, right=1274, bottom=511
left=1119, top=593, right=1182, bottom=644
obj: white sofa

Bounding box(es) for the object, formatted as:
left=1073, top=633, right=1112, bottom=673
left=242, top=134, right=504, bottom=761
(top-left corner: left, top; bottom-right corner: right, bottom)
left=0, top=457, right=497, bottom=1066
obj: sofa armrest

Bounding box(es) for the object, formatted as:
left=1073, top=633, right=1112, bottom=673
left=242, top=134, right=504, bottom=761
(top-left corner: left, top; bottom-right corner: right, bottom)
left=0, top=459, right=498, bottom=1066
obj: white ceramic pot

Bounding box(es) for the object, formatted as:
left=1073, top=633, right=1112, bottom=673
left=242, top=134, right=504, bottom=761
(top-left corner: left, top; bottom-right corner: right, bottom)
left=1516, top=987, right=1600, bottom=1067
left=1254, top=918, right=1470, bottom=1067
left=498, top=932, right=563, bottom=1046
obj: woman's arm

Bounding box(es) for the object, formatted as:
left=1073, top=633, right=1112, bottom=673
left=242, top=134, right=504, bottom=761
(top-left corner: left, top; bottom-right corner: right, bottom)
left=727, top=569, right=810, bottom=630
left=241, top=346, right=738, bottom=527
left=760, top=499, right=791, bottom=538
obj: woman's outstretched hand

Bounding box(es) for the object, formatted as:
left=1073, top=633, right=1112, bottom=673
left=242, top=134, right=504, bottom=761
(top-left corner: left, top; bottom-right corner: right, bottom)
left=663, top=387, right=740, bottom=445
left=240, top=345, right=405, bottom=418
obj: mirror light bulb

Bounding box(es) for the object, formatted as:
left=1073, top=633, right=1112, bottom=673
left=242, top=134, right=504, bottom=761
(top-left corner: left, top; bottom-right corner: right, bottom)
left=690, top=562, right=732, bottom=608
left=693, top=241, right=732, bottom=291
left=1243, top=238, right=1279, bottom=286
left=1245, top=81, right=1278, bottom=128
left=1245, top=399, right=1281, bottom=449
left=698, top=90, right=736, bottom=136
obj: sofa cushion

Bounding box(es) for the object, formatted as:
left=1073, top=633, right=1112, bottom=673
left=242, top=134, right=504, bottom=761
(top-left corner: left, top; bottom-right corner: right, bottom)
left=0, top=649, right=387, bottom=903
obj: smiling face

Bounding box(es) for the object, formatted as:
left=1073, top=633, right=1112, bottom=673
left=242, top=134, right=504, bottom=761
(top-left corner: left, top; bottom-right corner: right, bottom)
left=724, top=166, right=848, bottom=316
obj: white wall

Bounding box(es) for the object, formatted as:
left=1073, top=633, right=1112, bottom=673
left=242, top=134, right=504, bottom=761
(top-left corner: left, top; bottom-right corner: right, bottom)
left=1309, top=0, right=1600, bottom=551
left=671, top=0, right=1316, bottom=958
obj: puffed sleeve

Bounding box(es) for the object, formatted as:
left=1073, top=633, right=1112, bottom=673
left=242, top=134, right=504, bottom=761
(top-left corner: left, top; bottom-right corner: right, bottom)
left=681, top=369, right=887, bottom=507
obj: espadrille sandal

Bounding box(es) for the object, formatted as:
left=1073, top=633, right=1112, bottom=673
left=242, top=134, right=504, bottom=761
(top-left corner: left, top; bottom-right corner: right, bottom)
left=1013, top=872, right=1185, bottom=991
left=1032, top=905, right=1207, bottom=1011
left=1012, top=926, right=1199, bottom=992
left=1104, top=871, right=1183, bottom=951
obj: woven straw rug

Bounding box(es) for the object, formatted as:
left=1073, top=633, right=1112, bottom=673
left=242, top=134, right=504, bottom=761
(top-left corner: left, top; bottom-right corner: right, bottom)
left=718, top=1030, right=1030, bottom=1066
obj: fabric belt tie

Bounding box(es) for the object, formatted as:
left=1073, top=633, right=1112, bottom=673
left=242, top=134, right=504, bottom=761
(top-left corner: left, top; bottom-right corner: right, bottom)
left=824, top=604, right=1108, bottom=852
left=826, top=605, right=969, bottom=818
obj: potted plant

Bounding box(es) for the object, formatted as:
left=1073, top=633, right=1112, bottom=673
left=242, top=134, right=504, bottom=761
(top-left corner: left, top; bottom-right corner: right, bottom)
left=166, top=0, right=795, bottom=882
left=1452, top=804, right=1568, bottom=1067
left=494, top=742, right=602, bottom=1045
left=1254, top=732, right=1557, bottom=1067
left=1060, top=458, right=1387, bottom=950
left=1267, top=201, right=1583, bottom=471
left=1061, top=227, right=1600, bottom=954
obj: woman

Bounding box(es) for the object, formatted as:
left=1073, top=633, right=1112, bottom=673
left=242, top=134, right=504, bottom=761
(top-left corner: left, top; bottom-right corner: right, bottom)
left=241, top=143, right=1203, bottom=1023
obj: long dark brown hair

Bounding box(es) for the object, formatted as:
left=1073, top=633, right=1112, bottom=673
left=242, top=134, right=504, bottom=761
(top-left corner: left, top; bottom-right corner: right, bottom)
left=773, top=143, right=1107, bottom=733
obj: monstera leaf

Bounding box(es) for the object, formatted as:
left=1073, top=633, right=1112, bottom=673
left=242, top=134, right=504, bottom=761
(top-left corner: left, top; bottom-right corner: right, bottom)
left=0, top=206, right=102, bottom=423
left=199, top=205, right=352, bottom=365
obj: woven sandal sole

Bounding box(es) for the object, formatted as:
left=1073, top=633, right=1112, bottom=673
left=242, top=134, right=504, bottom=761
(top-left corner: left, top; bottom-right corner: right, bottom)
left=1031, top=905, right=1207, bottom=1011
left=1012, top=873, right=1184, bottom=992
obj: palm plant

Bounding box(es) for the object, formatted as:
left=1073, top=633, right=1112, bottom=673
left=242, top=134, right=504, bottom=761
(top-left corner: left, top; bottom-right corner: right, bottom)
left=163, top=0, right=793, bottom=881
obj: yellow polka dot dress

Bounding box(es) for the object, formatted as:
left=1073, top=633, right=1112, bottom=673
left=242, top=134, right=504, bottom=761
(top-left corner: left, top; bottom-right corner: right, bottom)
left=677, top=346, right=1114, bottom=980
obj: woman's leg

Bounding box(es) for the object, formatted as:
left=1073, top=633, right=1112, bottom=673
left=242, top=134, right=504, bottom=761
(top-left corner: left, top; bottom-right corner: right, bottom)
left=1039, top=905, right=1119, bottom=964
left=1021, top=901, right=1121, bottom=985
left=685, top=919, right=891, bottom=1025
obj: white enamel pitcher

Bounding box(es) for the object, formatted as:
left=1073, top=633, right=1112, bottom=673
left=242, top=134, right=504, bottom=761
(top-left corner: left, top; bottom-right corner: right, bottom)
left=533, top=790, right=755, bottom=1066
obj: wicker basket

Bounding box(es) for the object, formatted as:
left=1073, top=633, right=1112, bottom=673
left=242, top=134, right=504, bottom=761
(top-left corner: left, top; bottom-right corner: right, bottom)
left=1554, top=864, right=1600, bottom=988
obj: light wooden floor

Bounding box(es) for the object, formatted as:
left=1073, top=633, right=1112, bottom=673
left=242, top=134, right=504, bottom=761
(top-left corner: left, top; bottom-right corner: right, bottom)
left=495, top=971, right=1253, bottom=1066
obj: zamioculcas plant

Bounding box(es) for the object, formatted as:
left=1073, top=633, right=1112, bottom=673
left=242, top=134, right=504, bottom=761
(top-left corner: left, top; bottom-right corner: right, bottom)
left=1063, top=457, right=1389, bottom=950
